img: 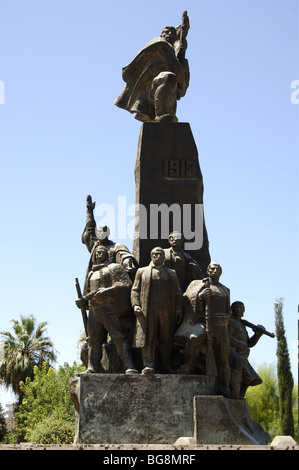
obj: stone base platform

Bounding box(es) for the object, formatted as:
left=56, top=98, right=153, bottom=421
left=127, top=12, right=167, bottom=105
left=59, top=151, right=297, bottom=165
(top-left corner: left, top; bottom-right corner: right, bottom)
left=69, top=374, right=270, bottom=445
left=194, top=395, right=270, bottom=445
left=70, top=373, right=216, bottom=444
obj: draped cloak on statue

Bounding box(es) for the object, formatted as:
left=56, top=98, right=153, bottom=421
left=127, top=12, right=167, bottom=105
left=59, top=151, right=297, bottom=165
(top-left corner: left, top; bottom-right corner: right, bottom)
left=114, top=37, right=190, bottom=122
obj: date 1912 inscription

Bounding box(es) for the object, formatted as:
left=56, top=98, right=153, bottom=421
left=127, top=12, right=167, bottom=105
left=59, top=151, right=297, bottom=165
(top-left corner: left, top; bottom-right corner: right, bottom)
left=164, top=159, right=198, bottom=178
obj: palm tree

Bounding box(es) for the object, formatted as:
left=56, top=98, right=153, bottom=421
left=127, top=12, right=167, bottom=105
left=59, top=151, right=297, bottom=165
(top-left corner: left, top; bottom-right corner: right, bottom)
left=0, top=314, right=57, bottom=402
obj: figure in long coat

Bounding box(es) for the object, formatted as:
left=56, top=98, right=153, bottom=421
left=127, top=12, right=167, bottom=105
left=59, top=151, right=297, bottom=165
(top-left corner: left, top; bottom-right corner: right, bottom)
left=131, top=247, right=182, bottom=374
left=114, top=12, right=190, bottom=123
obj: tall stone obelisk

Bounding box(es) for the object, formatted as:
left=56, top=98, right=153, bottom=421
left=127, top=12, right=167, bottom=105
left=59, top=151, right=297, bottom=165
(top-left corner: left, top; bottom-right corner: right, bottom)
left=132, top=121, right=210, bottom=274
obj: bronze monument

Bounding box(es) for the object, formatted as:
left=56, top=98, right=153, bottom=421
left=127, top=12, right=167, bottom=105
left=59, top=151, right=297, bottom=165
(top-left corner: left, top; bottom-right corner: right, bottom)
left=71, top=11, right=274, bottom=446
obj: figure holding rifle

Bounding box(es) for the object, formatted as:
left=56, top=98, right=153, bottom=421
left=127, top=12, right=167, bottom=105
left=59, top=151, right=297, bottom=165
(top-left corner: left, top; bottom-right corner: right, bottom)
left=174, top=261, right=231, bottom=397
left=199, top=262, right=231, bottom=396
left=75, top=245, right=138, bottom=375
left=229, top=301, right=274, bottom=398
left=202, top=277, right=218, bottom=377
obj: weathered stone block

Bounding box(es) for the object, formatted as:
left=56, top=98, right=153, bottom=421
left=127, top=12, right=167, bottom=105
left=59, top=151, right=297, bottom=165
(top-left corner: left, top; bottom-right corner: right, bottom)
left=193, top=395, right=271, bottom=445
left=70, top=374, right=216, bottom=444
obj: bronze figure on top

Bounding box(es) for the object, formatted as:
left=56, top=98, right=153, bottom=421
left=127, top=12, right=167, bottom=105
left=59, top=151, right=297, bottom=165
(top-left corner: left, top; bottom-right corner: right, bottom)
left=114, top=11, right=190, bottom=123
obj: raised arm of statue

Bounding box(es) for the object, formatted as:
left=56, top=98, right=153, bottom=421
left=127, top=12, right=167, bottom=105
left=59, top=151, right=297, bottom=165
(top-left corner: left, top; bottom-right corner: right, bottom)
left=175, top=11, right=190, bottom=61
left=81, top=195, right=97, bottom=252
left=173, top=11, right=190, bottom=98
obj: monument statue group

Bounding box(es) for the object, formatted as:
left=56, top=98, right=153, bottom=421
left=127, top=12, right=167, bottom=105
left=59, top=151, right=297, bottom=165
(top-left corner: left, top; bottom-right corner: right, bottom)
left=71, top=12, right=274, bottom=445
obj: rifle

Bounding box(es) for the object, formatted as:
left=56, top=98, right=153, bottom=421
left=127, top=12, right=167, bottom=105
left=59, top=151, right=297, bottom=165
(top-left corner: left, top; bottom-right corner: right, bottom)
left=241, top=319, right=275, bottom=338
left=75, top=277, right=88, bottom=337
left=203, top=278, right=218, bottom=376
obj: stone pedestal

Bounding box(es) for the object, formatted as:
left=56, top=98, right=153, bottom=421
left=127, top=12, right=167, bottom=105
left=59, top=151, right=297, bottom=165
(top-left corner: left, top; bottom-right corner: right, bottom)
left=70, top=374, right=270, bottom=445
left=132, top=122, right=210, bottom=273
left=70, top=374, right=216, bottom=444
left=194, top=395, right=270, bottom=445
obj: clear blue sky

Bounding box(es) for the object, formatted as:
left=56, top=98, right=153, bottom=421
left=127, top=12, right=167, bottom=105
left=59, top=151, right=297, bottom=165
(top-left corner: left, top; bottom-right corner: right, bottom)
left=0, top=1, right=298, bottom=406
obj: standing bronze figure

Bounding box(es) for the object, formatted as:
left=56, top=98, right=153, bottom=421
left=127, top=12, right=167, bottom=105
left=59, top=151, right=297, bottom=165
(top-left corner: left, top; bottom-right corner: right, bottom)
left=131, top=247, right=182, bottom=374
left=114, top=12, right=190, bottom=123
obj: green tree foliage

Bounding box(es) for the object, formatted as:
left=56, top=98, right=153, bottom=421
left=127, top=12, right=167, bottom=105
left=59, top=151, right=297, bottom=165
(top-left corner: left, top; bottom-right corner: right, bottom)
left=25, top=416, right=74, bottom=444
left=0, top=314, right=57, bottom=402
left=16, top=361, right=84, bottom=444
left=246, top=363, right=298, bottom=441
left=274, top=298, right=295, bottom=437
left=246, top=363, right=280, bottom=438
left=0, top=403, right=7, bottom=442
